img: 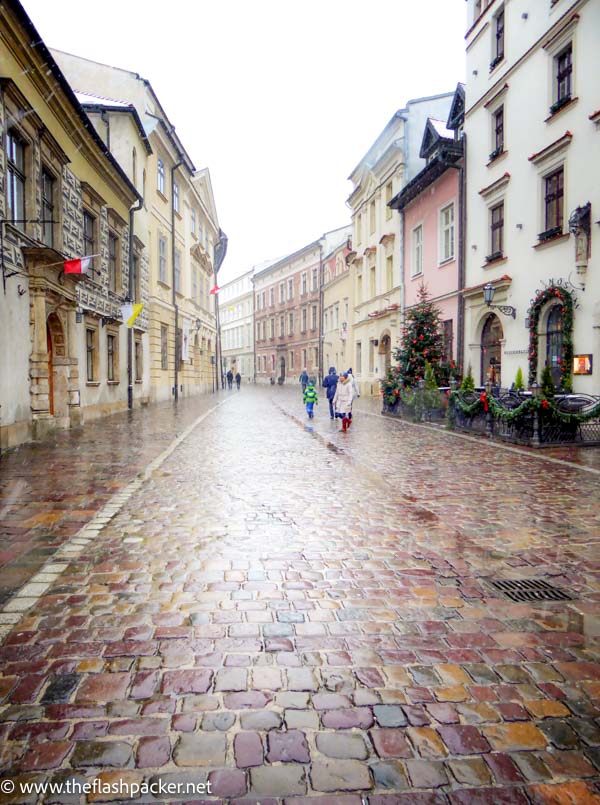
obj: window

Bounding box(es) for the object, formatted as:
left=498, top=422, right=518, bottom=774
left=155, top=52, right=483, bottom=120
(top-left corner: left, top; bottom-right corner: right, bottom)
left=279, top=282, right=285, bottom=303
left=159, top=236, right=167, bottom=283
left=440, top=203, right=455, bottom=262
left=370, top=266, right=376, bottom=297
left=288, top=312, right=294, bottom=335
left=173, top=182, right=180, bottom=213
left=543, top=168, right=564, bottom=236
left=133, top=253, right=141, bottom=303
left=491, top=8, right=504, bottom=68
left=256, top=293, right=260, bottom=311
left=86, top=328, right=96, bottom=382
left=262, top=321, right=266, bottom=340
left=107, top=333, right=117, bottom=381
left=554, top=44, right=572, bottom=110
left=270, top=287, right=274, bottom=307
left=134, top=336, right=142, bottom=382
left=369, top=201, right=376, bottom=234
left=41, top=169, right=55, bottom=247
left=288, top=278, right=293, bottom=299
left=108, top=233, right=119, bottom=292
left=174, top=250, right=182, bottom=293
left=492, top=106, right=504, bottom=158
left=546, top=305, right=563, bottom=387
left=386, top=182, right=393, bottom=220
left=412, top=225, right=423, bottom=277
left=357, top=274, right=362, bottom=303
left=302, top=308, right=307, bottom=332
left=356, top=341, right=362, bottom=374
left=160, top=324, right=168, bottom=369
left=301, top=273, right=307, bottom=295
left=6, top=130, right=26, bottom=224
left=256, top=322, right=261, bottom=341
left=157, top=158, right=165, bottom=194
left=356, top=213, right=362, bottom=245
left=270, top=318, right=274, bottom=338
left=261, top=291, right=266, bottom=309
left=312, top=267, right=318, bottom=291
left=443, top=320, right=453, bottom=363
left=386, top=255, right=393, bottom=290
left=311, top=305, right=317, bottom=330
left=489, top=202, right=504, bottom=258
left=83, top=211, right=96, bottom=272
left=191, top=208, right=196, bottom=234
left=280, top=315, right=285, bottom=336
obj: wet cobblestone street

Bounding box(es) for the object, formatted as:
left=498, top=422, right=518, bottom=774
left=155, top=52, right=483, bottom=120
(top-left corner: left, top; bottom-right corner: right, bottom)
left=1, top=386, right=600, bottom=803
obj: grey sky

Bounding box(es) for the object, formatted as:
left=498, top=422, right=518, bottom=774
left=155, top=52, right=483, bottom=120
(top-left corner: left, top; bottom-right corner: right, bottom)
left=20, top=0, right=466, bottom=283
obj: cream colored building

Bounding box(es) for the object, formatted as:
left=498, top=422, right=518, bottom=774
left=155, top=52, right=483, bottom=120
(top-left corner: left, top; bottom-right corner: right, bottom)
left=219, top=269, right=254, bottom=382
left=53, top=51, right=221, bottom=403
left=0, top=0, right=140, bottom=448
left=347, top=93, right=454, bottom=395
left=463, top=0, right=599, bottom=391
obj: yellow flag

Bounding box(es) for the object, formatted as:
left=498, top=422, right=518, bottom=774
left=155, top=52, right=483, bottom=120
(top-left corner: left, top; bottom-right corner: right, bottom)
left=120, top=303, right=143, bottom=328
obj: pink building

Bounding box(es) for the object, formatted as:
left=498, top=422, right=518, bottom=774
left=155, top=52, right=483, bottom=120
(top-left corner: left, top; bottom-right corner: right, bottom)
left=391, top=85, right=465, bottom=366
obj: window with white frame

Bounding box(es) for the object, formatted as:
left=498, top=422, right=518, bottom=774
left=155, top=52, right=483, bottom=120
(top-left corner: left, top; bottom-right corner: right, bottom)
left=173, top=182, right=180, bottom=213
left=280, top=315, right=285, bottom=336
left=542, top=167, right=564, bottom=237
left=312, top=267, right=318, bottom=291
left=191, top=208, right=196, bottom=234
left=489, top=202, right=504, bottom=259
left=301, top=308, right=307, bottom=332
left=356, top=213, right=362, bottom=245
left=279, top=282, right=285, bottom=303
left=157, top=157, right=165, bottom=194
left=288, top=312, right=294, bottom=335
left=159, top=235, right=167, bottom=283
left=301, top=273, right=307, bottom=295
left=411, top=225, right=423, bottom=277
left=270, top=287, right=274, bottom=307
left=288, top=278, right=293, bottom=299
left=270, top=318, right=274, bottom=338
left=386, top=255, right=393, bottom=290
left=385, top=182, right=393, bottom=220
left=553, top=43, right=573, bottom=112
left=491, top=106, right=504, bottom=159
left=439, top=203, right=455, bottom=263
left=311, top=305, right=317, bottom=330
left=491, top=7, right=504, bottom=69
left=369, top=201, right=376, bottom=234
left=256, top=293, right=260, bottom=310
left=174, top=250, right=182, bottom=293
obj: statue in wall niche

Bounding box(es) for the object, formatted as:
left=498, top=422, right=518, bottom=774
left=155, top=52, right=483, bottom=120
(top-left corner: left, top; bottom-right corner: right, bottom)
left=569, top=202, right=591, bottom=269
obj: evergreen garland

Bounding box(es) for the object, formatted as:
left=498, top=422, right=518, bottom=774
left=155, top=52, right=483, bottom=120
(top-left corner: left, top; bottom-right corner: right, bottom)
left=527, top=285, right=574, bottom=391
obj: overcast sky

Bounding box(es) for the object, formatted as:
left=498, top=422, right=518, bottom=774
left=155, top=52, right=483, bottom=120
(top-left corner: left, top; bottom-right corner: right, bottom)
left=21, top=0, right=466, bottom=284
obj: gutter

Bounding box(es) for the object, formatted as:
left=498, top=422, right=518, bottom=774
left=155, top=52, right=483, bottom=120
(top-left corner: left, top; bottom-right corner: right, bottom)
left=171, top=159, right=183, bottom=401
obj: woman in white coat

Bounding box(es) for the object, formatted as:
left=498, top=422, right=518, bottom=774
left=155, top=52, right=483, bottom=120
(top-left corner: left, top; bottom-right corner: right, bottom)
left=333, top=373, right=354, bottom=432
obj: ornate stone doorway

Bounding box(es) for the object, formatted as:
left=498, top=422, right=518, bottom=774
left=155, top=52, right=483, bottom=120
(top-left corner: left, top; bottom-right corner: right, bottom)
left=480, top=313, right=503, bottom=386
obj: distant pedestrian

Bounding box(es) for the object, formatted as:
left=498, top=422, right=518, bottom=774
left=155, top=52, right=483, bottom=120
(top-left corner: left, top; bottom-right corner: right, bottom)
left=303, top=380, right=318, bottom=419
left=322, top=366, right=339, bottom=419
left=226, top=369, right=233, bottom=390
left=347, top=367, right=360, bottom=424
left=333, top=372, right=353, bottom=432
left=299, top=369, right=309, bottom=393
left=235, top=372, right=241, bottom=390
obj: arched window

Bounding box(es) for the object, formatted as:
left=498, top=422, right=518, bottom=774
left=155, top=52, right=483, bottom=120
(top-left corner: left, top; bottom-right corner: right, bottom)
left=546, top=305, right=564, bottom=387
left=480, top=313, right=503, bottom=386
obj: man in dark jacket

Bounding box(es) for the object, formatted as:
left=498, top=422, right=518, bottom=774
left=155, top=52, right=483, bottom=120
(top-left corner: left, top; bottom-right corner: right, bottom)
left=322, top=366, right=339, bottom=419
left=299, top=369, right=309, bottom=392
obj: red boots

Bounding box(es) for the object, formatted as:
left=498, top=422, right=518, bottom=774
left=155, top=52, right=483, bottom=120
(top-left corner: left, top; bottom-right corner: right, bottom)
left=341, top=417, right=349, bottom=432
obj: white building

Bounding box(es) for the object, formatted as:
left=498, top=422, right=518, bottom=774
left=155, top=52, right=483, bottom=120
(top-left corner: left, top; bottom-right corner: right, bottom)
left=218, top=270, right=254, bottom=382
left=347, top=93, right=454, bottom=396
left=463, top=0, right=599, bottom=392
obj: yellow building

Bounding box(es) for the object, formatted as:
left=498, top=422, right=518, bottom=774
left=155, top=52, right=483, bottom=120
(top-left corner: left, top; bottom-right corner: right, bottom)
left=53, top=52, right=222, bottom=403
left=0, top=0, right=140, bottom=448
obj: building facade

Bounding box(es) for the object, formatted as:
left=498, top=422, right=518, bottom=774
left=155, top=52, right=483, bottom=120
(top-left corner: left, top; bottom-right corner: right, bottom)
left=390, top=89, right=464, bottom=369
left=347, top=93, right=454, bottom=396
left=322, top=231, right=353, bottom=375
left=53, top=51, right=221, bottom=403
left=219, top=269, right=254, bottom=382
left=0, top=0, right=140, bottom=449
left=463, top=0, right=599, bottom=391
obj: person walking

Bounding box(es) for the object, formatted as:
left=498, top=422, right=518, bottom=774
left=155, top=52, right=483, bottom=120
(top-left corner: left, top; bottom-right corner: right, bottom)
left=333, top=372, right=353, bottom=432
left=226, top=369, right=233, bottom=390
left=347, top=367, right=360, bottom=424
left=303, top=380, right=318, bottom=418
left=322, top=366, right=339, bottom=419
left=235, top=372, right=241, bottom=390
left=299, top=368, right=309, bottom=393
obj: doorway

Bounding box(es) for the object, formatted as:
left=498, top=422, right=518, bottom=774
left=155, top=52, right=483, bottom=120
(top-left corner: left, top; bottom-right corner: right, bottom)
left=480, top=313, right=503, bottom=386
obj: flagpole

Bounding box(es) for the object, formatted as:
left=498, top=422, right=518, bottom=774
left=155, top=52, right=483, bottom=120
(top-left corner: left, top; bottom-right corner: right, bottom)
left=41, top=254, right=101, bottom=270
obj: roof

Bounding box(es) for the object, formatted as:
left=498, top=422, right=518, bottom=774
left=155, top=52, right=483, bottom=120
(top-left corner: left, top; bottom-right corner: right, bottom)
left=389, top=143, right=463, bottom=212
left=75, top=90, right=152, bottom=155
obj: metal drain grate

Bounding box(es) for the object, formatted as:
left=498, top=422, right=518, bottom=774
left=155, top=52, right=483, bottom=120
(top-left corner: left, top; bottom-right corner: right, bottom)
left=487, top=578, right=572, bottom=603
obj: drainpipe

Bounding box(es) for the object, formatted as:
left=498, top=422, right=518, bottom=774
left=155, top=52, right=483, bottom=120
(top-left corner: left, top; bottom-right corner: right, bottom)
left=127, top=196, right=144, bottom=410
left=399, top=207, right=405, bottom=343
left=457, top=134, right=467, bottom=373
left=171, top=159, right=183, bottom=401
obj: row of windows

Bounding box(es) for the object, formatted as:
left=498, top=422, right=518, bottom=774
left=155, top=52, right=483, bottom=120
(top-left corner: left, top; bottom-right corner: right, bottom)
left=85, top=328, right=142, bottom=384
left=410, top=203, right=455, bottom=279
left=255, top=269, right=319, bottom=311
left=256, top=348, right=319, bottom=373
left=483, top=166, right=564, bottom=263
left=256, top=306, right=319, bottom=341
left=157, top=157, right=212, bottom=254
left=355, top=181, right=394, bottom=246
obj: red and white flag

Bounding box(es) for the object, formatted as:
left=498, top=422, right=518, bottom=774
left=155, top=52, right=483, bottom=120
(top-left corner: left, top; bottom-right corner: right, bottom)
left=209, top=285, right=220, bottom=295
left=64, top=256, right=92, bottom=274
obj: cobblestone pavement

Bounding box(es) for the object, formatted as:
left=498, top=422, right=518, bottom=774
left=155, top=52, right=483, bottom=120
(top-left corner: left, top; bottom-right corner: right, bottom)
left=1, top=386, right=600, bottom=803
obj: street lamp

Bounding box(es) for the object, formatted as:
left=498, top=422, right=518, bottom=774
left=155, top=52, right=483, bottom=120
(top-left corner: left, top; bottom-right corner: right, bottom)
left=483, top=283, right=516, bottom=319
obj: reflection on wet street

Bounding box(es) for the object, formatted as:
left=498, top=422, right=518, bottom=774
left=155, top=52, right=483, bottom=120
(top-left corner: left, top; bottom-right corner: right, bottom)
left=0, top=386, right=599, bottom=802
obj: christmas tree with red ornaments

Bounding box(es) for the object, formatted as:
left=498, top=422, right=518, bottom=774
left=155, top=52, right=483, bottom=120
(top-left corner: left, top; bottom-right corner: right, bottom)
left=395, top=283, right=446, bottom=388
